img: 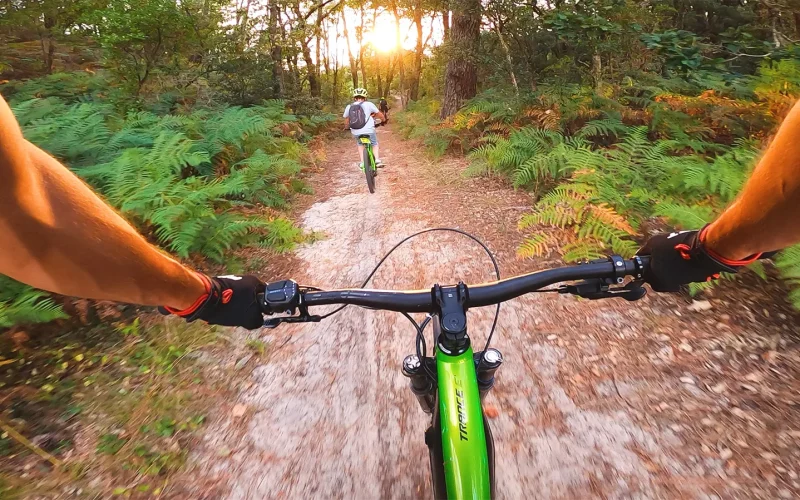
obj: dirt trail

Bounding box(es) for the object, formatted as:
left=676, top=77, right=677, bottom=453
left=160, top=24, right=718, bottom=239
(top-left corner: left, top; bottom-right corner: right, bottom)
left=185, top=126, right=800, bottom=499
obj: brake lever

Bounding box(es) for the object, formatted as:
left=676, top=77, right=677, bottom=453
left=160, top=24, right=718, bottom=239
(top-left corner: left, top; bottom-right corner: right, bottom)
left=264, top=314, right=322, bottom=329
left=559, top=279, right=647, bottom=302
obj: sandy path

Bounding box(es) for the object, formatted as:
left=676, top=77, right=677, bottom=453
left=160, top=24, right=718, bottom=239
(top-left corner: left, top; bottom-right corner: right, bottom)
left=185, top=125, right=800, bottom=499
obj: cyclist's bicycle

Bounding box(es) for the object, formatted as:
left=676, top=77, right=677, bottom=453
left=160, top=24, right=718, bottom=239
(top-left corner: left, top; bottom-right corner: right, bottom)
left=359, top=134, right=378, bottom=194
left=359, top=120, right=384, bottom=194
left=259, top=228, right=650, bottom=499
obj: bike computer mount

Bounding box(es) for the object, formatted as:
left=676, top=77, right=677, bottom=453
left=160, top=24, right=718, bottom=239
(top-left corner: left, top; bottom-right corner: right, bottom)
left=433, top=282, right=471, bottom=356
left=558, top=255, right=647, bottom=302
left=259, top=279, right=321, bottom=328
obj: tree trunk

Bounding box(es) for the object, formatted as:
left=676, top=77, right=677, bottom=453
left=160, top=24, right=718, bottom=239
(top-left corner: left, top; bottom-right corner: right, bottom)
left=409, top=6, right=423, bottom=101
left=385, top=58, right=396, bottom=96
left=333, top=60, right=340, bottom=107
left=301, top=39, right=321, bottom=97
left=440, top=0, right=481, bottom=118
left=358, top=6, right=368, bottom=86
left=269, top=3, right=283, bottom=97
left=770, top=11, right=791, bottom=48
left=377, top=58, right=384, bottom=99
left=315, top=6, right=323, bottom=84
left=287, top=54, right=300, bottom=90
left=235, top=0, right=253, bottom=50
left=495, top=23, right=518, bottom=95
left=592, top=52, right=602, bottom=92
left=42, top=14, right=57, bottom=74
left=794, top=11, right=800, bottom=38
left=341, top=10, right=358, bottom=87
left=442, top=10, right=451, bottom=40
left=292, top=2, right=320, bottom=98
left=323, top=19, right=331, bottom=76
left=391, top=2, right=407, bottom=108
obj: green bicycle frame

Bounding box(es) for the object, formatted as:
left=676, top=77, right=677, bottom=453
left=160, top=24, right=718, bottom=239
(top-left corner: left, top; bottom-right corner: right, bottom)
left=359, top=136, right=376, bottom=167
left=436, top=344, right=491, bottom=499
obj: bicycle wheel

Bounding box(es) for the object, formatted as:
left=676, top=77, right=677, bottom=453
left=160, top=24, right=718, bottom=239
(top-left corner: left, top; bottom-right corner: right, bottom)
left=363, top=144, right=376, bottom=194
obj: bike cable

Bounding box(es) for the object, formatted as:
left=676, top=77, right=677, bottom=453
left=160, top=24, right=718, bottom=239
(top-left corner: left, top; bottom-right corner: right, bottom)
left=315, top=228, right=503, bottom=371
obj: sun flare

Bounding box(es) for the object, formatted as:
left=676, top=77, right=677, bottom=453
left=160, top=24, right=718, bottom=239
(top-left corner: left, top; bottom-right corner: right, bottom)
left=366, top=17, right=399, bottom=52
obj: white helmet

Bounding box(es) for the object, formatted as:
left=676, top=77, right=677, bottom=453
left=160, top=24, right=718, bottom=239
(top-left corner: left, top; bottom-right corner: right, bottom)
left=352, top=87, right=368, bottom=98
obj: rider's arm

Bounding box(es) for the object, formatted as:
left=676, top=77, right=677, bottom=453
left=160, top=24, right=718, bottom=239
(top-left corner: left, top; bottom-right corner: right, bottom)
left=704, top=99, right=800, bottom=259
left=639, top=99, right=800, bottom=292
left=0, top=95, right=205, bottom=309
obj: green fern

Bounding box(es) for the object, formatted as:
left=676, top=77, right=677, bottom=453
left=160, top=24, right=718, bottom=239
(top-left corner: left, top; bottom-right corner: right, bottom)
left=682, top=144, right=757, bottom=202
left=0, top=277, right=67, bottom=328
left=517, top=233, right=554, bottom=259
left=577, top=216, right=638, bottom=257
left=653, top=203, right=713, bottom=228
left=776, top=245, right=800, bottom=309
left=562, top=240, right=606, bottom=263
left=576, top=118, right=632, bottom=139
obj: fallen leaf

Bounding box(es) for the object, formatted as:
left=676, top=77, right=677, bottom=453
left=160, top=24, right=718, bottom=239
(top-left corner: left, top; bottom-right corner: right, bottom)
left=10, top=331, right=29, bottom=347
left=484, top=405, right=499, bottom=418
left=232, top=404, right=247, bottom=418
left=710, top=382, right=728, bottom=394
left=745, top=372, right=763, bottom=383
left=687, top=300, right=713, bottom=312
left=731, top=407, right=747, bottom=419
left=760, top=451, right=779, bottom=461
left=762, top=351, right=778, bottom=363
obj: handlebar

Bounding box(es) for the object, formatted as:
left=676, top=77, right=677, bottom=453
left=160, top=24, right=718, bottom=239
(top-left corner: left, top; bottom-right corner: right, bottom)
left=260, top=255, right=650, bottom=325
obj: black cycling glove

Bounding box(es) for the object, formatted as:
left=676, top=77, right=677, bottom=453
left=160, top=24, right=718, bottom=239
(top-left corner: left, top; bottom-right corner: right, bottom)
left=636, top=226, right=761, bottom=292
left=160, top=274, right=266, bottom=330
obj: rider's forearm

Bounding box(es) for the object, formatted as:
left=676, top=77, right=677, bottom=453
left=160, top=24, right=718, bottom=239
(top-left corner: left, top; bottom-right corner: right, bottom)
left=0, top=98, right=205, bottom=309
left=705, top=100, right=800, bottom=259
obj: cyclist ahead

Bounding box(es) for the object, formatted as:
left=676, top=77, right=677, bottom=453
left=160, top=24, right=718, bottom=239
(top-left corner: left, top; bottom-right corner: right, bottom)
left=1, top=92, right=799, bottom=329
left=343, top=88, right=385, bottom=170
left=379, top=96, right=390, bottom=121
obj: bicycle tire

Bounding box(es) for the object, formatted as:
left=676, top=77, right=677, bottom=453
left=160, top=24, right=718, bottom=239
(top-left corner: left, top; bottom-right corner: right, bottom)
left=364, top=144, right=376, bottom=194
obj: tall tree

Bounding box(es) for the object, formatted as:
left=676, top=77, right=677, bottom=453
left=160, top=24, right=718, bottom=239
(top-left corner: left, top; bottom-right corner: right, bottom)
left=268, top=2, right=284, bottom=97
left=440, top=0, right=480, bottom=117
left=341, top=8, right=359, bottom=87
left=486, top=2, right=518, bottom=94
left=409, top=4, right=424, bottom=100
left=90, top=0, right=205, bottom=94
left=357, top=4, right=369, bottom=86
left=391, top=1, right=407, bottom=107
left=1, top=0, right=91, bottom=74
left=291, top=1, right=320, bottom=97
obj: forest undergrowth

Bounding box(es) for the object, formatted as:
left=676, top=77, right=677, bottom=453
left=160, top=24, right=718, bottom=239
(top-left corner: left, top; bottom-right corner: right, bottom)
left=395, top=60, right=800, bottom=306
left=0, top=71, right=336, bottom=497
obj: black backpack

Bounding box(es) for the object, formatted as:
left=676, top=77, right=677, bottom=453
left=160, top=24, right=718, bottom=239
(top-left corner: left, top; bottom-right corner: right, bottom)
left=348, top=102, right=368, bottom=129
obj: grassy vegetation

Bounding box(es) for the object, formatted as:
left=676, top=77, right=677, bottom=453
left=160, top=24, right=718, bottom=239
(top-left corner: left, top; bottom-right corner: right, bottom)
left=0, top=314, right=233, bottom=496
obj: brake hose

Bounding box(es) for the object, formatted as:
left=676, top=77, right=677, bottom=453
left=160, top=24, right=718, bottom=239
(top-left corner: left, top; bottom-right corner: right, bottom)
left=315, top=228, right=502, bottom=368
